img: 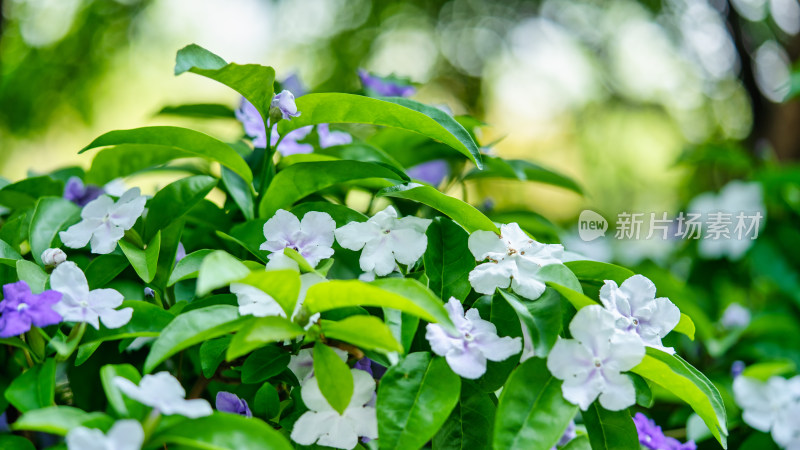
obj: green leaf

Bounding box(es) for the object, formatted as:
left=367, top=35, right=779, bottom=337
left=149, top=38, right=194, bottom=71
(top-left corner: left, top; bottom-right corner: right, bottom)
left=379, top=184, right=498, bottom=233
left=0, top=238, right=22, bottom=267
left=149, top=411, right=293, bottom=450
left=200, top=336, right=231, bottom=378
left=463, top=156, right=582, bottom=194
left=320, top=315, right=403, bottom=354
left=175, top=44, right=275, bottom=128
left=157, top=103, right=236, bottom=119
left=0, top=435, right=35, bottom=450
left=222, top=166, right=255, bottom=221
left=254, top=382, right=280, bottom=420
left=196, top=250, right=250, bottom=297
left=167, top=249, right=214, bottom=286
left=29, top=197, right=80, bottom=265
left=231, top=269, right=301, bottom=318
left=241, top=346, right=290, bottom=384
left=100, top=364, right=144, bottom=419
left=493, top=357, right=577, bottom=450
left=564, top=261, right=635, bottom=285
left=382, top=309, right=419, bottom=354
left=424, top=217, right=476, bottom=302
left=16, top=260, right=48, bottom=293
left=741, top=360, right=797, bottom=381
left=317, top=142, right=405, bottom=170
left=144, top=305, right=248, bottom=373
left=561, top=436, right=592, bottom=450
left=291, top=202, right=368, bottom=226
left=81, top=126, right=253, bottom=183
left=432, top=381, right=495, bottom=450
left=674, top=313, right=696, bottom=341
left=82, top=300, right=174, bottom=345
left=85, top=145, right=193, bottom=185
left=227, top=316, right=305, bottom=360
left=258, top=161, right=403, bottom=217
left=377, top=352, right=461, bottom=450
left=631, top=348, right=728, bottom=448
left=313, top=342, right=353, bottom=415
left=145, top=175, right=218, bottom=240
left=12, top=406, right=113, bottom=436
left=0, top=177, right=63, bottom=209
left=499, top=289, right=562, bottom=357
left=582, top=404, right=640, bottom=450
left=5, top=358, right=56, bottom=412
left=304, top=279, right=454, bottom=330
left=84, top=254, right=130, bottom=289
left=278, top=93, right=482, bottom=168
left=546, top=282, right=597, bottom=310
left=118, top=231, right=161, bottom=283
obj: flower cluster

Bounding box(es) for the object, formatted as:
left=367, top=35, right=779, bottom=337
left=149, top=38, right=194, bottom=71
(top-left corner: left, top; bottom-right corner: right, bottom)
left=733, top=375, right=800, bottom=449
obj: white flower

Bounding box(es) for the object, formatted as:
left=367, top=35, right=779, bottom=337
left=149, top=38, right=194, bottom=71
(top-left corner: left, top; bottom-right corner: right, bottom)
left=60, top=188, right=146, bottom=254
left=468, top=222, right=563, bottom=300
left=114, top=372, right=213, bottom=418
left=334, top=206, right=431, bottom=276
left=288, top=347, right=348, bottom=382
left=290, top=368, right=378, bottom=449
left=50, top=262, right=132, bottom=330
left=546, top=305, right=645, bottom=411
left=261, top=209, right=335, bottom=268
left=688, top=180, right=765, bottom=261
left=733, top=375, right=800, bottom=447
left=721, top=303, right=751, bottom=329
left=66, top=419, right=144, bottom=450
left=41, top=248, right=67, bottom=267
left=232, top=272, right=325, bottom=324
left=425, top=298, right=521, bottom=379
left=598, top=275, right=681, bottom=354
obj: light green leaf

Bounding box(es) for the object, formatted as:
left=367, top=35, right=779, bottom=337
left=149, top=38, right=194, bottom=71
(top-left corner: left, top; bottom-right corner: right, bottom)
left=227, top=316, right=305, bottom=360
left=313, top=342, right=353, bottom=415
left=100, top=364, right=144, bottom=419
left=167, top=249, right=214, bottom=286
left=145, top=175, right=218, bottom=241
left=378, top=183, right=498, bottom=233
left=741, top=360, right=796, bottom=381
left=546, top=282, right=596, bottom=310
left=16, top=260, right=48, bottom=293
left=232, top=269, right=301, bottom=318
left=320, top=315, right=403, bottom=354
left=493, top=357, right=577, bottom=450
left=377, top=352, right=461, bottom=450
left=81, top=126, right=252, bottom=183
left=118, top=231, right=161, bottom=283
left=149, top=411, right=293, bottom=450
left=144, top=305, right=247, bottom=373
left=196, top=250, right=250, bottom=297
left=564, top=261, right=635, bottom=285
left=85, top=145, right=193, bottom=184
left=12, top=406, right=113, bottom=436
left=29, top=197, right=80, bottom=265
left=0, top=238, right=22, bottom=267
left=241, top=346, right=290, bottom=384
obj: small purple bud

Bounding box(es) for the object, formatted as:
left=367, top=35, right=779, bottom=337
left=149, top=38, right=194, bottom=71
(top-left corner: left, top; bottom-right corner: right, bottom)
left=64, top=177, right=104, bottom=207
left=731, top=360, right=746, bottom=378
left=270, top=90, right=301, bottom=121
left=633, top=413, right=696, bottom=450
left=216, top=391, right=252, bottom=417
left=144, top=287, right=155, bottom=298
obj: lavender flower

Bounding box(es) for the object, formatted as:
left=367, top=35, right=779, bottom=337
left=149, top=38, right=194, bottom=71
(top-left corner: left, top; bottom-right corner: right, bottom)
left=358, top=70, right=415, bottom=97
left=271, top=125, right=314, bottom=156
left=114, top=372, right=212, bottom=418
left=354, top=358, right=386, bottom=379
left=0, top=281, right=62, bottom=338
left=235, top=98, right=268, bottom=148
left=407, top=160, right=450, bottom=186
left=633, top=413, right=697, bottom=450
left=317, top=124, right=353, bottom=148
left=261, top=209, right=336, bottom=268
left=425, top=298, right=522, bottom=379
left=63, top=177, right=104, bottom=207
left=60, top=188, right=147, bottom=254
left=271, top=90, right=301, bottom=120
left=731, top=360, right=746, bottom=378
left=216, top=391, right=252, bottom=417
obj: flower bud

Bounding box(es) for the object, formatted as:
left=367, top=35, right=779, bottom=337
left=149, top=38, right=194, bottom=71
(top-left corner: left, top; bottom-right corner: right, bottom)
left=41, top=248, right=67, bottom=267
left=269, top=90, right=301, bottom=124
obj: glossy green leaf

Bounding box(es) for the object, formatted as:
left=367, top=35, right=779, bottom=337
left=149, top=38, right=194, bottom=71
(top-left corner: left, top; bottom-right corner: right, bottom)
left=304, top=279, right=454, bottom=330
left=227, top=316, right=306, bottom=360
left=424, top=217, right=476, bottom=302
left=464, top=156, right=582, bottom=194
left=5, top=358, right=56, bottom=412
left=167, top=249, right=214, bottom=286
left=157, top=103, right=236, bottom=119
left=278, top=93, right=482, bottom=168
left=149, top=412, right=293, bottom=450
left=564, top=261, right=635, bottom=285
left=379, top=183, right=498, bottom=233
left=241, top=346, right=290, bottom=384
left=561, top=436, right=592, bottom=450
left=493, top=357, right=577, bottom=450
left=499, top=289, right=562, bottom=357
left=199, top=336, right=231, bottom=378
left=290, top=202, right=368, bottom=227
left=29, top=197, right=80, bottom=265
left=631, top=348, right=728, bottom=448
left=82, top=300, right=174, bottom=345
left=582, top=404, right=639, bottom=450
left=233, top=269, right=301, bottom=318
left=144, top=304, right=248, bottom=373
left=145, top=175, right=218, bottom=240
left=196, top=250, right=250, bottom=297
left=84, top=254, right=130, bottom=289
left=313, top=342, right=353, bottom=415
left=254, top=382, right=280, bottom=420
left=81, top=126, right=252, bottom=183
left=85, top=145, right=193, bottom=184
left=258, top=160, right=404, bottom=217
left=118, top=231, right=161, bottom=283
left=377, top=352, right=461, bottom=450
left=175, top=44, right=275, bottom=128
left=0, top=238, right=22, bottom=267
left=320, top=315, right=403, bottom=354
left=0, top=177, right=63, bottom=209
left=12, top=406, right=113, bottom=436
left=222, top=166, right=255, bottom=221
left=432, top=381, right=496, bottom=450
left=99, top=364, right=144, bottom=419
left=382, top=308, right=419, bottom=354
left=546, top=282, right=597, bottom=310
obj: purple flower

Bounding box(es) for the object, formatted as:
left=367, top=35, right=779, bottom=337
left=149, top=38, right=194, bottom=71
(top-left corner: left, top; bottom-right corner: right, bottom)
left=0, top=281, right=62, bottom=338
left=551, top=421, right=576, bottom=449
left=633, top=413, right=696, bottom=450
left=235, top=98, right=268, bottom=148
left=407, top=160, right=450, bottom=186
left=281, top=74, right=307, bottom=97
left=358, top=70, right=415, bottom=97
left=317, top=124, right=352, bottom=148
left=354, top=358, right=387, bottom=379
left=731, top=360, right=746, bottom=378
left=271, top=90, right=301, bottom=120
left=271, top=126, right=314, bottom=156
left=216, top=391, right=252, bottom=417
left=64, top=177, right=104, bottom=207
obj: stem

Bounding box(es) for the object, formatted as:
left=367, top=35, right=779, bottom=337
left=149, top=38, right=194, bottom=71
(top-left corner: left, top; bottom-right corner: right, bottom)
left=255, top=124, right=275, bottom=209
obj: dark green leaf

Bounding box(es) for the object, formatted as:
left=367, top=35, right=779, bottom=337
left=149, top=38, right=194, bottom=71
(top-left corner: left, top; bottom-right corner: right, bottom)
left=254, top=382, right=280, bottom=420
left=241, top=346, right=290, bottom=384
left=84, top=254, right=129, bottom=289
left=0, top=435, right=35, bottom=450
left=582, top=403, right=639, bottom=450
left=222, top=166, right=255, bottom=221
left=0, top=177, right=63, bottom=209
left=149, top=411, right=293, bottom=450
left=200, top=336, right=231, bottom=378
left=378, top=184, right=498, bottom=233
left=145, top=175, right=218, bottom=241
left=424, top=217, right=476, bottom=302
left=464, top=156, right=582, bottom=194
left=157, top=103, right=236, bottom=119
left=118, top=231, right=161, bottom=283
left=432, top=381, right=495, bottom=450
left=5, top=358, right=56, bottom=412
left=85, top=145, right=193, bottom=184
left=499, top=289, right=562, bottom=357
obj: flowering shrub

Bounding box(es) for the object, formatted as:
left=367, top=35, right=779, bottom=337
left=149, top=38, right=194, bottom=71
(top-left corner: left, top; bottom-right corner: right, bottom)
left=0, top=44, right=728, bottom=450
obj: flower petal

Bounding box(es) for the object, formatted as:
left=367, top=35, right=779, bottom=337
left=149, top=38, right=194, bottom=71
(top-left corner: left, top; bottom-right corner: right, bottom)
left=107, top=420, right=145, bottom=450
left=65, top=427, right=107, bottom=450
left=59, top=219, right=100, bottom=250
left=334, top=221, right=376, bottom=251
left=598, top=372, right=637, bottom=411
left=561, top=374, right=602, bottom=410
left=445, top=348, right=487, bottom=379
left=360, top=237, right=397, bottom=276
left=50, top=262, right=90, bottom=304
left=231, top=283, right=285, bottom=318
left=467, top=230, right=505, bottom=260
left=290, top=410, right=338, bottom=446
left=98, top=307, right=133, bottom=329
left=388, top=228, right=428, bottom=266
left=468, top=261, right=513, bottom=295
left=89, top=222, right=125, bottom=254
left=261, top=209, right=301, bottom=251
left=476, top=334, right=522, bottom=362
left=546, top=338, right=593, bottom=381
left=350, top=369, right=377, bottom=407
